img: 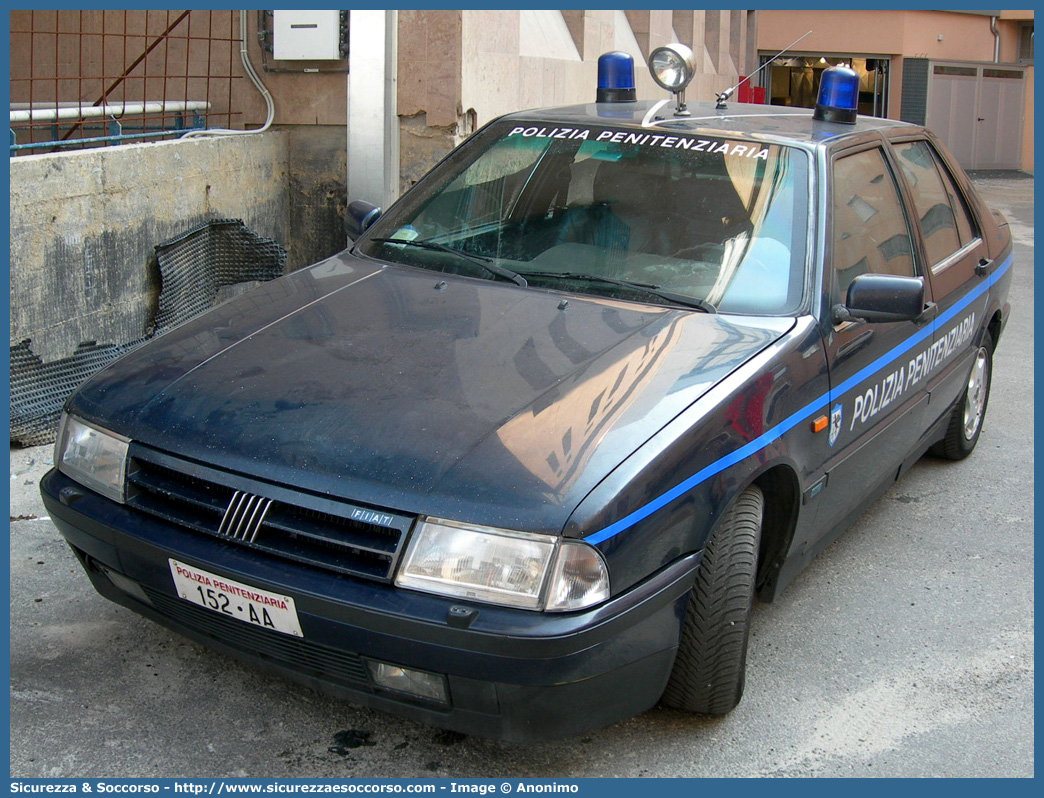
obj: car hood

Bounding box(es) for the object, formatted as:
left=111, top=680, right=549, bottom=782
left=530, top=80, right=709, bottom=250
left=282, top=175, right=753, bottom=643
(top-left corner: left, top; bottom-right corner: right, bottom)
left=73, top=251, right=793, bottom=533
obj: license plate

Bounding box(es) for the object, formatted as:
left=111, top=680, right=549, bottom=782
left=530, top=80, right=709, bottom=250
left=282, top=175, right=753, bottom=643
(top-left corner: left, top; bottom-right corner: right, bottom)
left=169, top=559, right=303, bottom=638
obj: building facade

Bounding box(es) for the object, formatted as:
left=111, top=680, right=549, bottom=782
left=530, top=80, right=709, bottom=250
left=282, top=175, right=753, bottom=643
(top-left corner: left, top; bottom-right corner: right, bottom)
left=756, top=9, right=1033, bottom=173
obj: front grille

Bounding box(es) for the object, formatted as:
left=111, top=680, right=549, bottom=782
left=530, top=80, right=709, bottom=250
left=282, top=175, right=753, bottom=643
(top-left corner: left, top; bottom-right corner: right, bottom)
left=125, top=447, right=413, bottom=583
left=146, top=588, right=371, bottom=688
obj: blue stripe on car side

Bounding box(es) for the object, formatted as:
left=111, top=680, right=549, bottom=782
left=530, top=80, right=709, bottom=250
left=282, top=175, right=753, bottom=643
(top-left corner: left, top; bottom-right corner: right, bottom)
left=584, top=254, right=1012, bottom=546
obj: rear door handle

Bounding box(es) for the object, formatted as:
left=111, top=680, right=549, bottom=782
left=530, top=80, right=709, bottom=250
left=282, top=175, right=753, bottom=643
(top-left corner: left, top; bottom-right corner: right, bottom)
left=975, top=258, right=992, bottom=277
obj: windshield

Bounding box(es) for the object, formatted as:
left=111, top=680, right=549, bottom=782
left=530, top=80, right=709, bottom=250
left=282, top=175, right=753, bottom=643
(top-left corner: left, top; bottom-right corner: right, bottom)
left=357, top=122, right=811, bottom=315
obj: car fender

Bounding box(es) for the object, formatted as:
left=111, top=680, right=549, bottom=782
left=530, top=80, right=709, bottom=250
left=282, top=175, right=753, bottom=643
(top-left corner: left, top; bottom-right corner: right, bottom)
left=565, top=316, right=829, bottom=595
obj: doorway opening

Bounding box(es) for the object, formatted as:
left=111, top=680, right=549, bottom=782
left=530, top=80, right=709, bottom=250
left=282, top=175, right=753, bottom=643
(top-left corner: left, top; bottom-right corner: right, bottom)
left=760, top=55, right=890, bottom=119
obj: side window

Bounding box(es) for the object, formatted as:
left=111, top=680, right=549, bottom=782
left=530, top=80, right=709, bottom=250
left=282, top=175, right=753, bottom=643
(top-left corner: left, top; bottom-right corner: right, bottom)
left=831, top=148, right=916, bottom=301
left=894, top=140, right=975, bottom=268
left=931, top=147, right=977, bottom=247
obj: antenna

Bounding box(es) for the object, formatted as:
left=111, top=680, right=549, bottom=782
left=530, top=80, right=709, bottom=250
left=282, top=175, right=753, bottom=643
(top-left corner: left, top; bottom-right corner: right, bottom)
left=715, top=30, right=812, bottom=110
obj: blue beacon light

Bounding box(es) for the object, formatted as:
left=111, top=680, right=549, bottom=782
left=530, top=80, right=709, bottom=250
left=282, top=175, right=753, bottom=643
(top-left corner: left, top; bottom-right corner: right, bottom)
left=597, top=51, right=636, bottom=103
left=813, top=65, right=859, bottom=124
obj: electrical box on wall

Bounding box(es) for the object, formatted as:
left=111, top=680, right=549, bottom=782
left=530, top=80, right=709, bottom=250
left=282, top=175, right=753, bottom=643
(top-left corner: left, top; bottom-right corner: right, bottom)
left=272, top=10, right=343, bottom=60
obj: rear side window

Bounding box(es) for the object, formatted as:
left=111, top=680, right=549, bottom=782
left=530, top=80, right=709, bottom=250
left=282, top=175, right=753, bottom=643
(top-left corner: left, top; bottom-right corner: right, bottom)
left=831, top=148, right=916, bottom=301
left=894, top=140, right=977, bottom=268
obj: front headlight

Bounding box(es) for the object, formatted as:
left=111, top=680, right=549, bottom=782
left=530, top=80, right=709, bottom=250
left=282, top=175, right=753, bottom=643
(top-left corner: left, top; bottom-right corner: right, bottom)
left=395, top=517, right=610, bottom=612
left=54, top=412, right=130, bottom=503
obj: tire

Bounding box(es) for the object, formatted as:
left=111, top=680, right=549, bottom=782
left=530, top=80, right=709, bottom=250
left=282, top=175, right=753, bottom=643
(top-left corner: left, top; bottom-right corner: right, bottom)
left=930, top=331, right=993, bottom=461
left=661, top=485, right=763, bottom=715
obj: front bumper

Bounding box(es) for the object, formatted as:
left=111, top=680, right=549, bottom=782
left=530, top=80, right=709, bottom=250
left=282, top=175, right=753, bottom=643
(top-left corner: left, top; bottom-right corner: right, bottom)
left=41, top=468, right=697, bottom=742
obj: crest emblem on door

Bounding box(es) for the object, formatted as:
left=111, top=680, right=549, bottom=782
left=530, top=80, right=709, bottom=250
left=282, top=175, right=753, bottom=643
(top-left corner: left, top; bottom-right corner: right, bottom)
left=829, top=404, right=843, bottom=447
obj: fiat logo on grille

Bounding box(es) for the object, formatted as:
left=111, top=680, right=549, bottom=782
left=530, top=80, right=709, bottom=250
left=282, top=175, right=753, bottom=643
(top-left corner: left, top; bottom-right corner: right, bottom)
left=218, top=491, right=273, bottom=542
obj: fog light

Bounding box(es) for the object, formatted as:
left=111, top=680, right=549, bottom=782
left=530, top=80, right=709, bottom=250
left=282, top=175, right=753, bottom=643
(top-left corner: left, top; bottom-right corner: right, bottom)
left=368, top=661, right=448, bottom=704
left=100, top=567, right=153, bottom=606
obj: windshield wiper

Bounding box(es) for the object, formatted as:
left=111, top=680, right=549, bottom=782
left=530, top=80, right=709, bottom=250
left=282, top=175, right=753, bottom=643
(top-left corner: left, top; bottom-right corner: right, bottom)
left=521, top=271, right=716, bottom=313
left=370, top=238, right=527, bottom=287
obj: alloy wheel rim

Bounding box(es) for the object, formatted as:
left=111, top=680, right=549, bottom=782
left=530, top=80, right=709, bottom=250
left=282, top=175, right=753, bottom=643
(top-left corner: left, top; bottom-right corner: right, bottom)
left=962, top=347, right=989, bottom=440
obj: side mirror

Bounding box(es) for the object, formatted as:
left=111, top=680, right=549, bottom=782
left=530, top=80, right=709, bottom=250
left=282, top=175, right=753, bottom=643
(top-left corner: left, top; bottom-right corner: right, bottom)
left=346, top=200, right=382, bottom=241
left=833, top=274, right=925, bottom=325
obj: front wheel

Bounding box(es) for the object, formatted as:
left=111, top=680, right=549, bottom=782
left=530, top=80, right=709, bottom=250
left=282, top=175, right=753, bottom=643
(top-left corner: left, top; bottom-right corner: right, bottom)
left=931, top=331, right=994, bottom=461
left=661, top=485, right=763, bottom=715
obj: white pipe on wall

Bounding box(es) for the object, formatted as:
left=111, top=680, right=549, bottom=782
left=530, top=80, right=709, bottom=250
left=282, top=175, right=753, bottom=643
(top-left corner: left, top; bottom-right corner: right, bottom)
left=10, top=101, right=210, bottom=124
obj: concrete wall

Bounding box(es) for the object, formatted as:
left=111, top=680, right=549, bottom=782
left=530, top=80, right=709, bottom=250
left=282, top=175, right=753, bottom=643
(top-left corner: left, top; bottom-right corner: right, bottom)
left=284, top=125, right=349, bottom=265
left=9, top=132, right=290, bottom=363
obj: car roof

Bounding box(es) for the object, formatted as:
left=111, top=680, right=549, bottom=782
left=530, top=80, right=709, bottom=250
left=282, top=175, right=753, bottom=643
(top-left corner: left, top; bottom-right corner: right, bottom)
left=499, top=99, right=920, bottom=151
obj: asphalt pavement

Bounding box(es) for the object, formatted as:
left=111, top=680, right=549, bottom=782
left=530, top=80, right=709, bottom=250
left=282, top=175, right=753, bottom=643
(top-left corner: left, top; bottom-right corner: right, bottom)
left=8, top=175, right=1034, bottom=778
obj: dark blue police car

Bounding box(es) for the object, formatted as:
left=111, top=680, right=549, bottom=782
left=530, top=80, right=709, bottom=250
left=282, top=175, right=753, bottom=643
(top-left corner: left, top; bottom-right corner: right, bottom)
left=42, top=47, right=1013, bottom=741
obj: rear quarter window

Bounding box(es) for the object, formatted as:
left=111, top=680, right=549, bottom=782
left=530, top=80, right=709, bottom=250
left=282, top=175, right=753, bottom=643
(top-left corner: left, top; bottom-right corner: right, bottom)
left=893, top=139, right=977, bottom=270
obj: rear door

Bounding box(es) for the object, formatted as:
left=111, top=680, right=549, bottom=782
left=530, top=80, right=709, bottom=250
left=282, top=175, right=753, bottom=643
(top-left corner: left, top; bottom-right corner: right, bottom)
left=889, top=136, right=991, bottom=431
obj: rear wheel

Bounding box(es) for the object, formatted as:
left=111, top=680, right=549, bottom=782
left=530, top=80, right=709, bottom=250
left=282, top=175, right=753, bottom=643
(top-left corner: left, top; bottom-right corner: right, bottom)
left=661, top=485, right=763, bottom=715
left=931, top=331, right=993, bottom=461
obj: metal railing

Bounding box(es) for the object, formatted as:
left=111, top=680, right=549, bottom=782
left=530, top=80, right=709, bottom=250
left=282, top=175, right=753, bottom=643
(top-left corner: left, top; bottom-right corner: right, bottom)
left=9, top=9, right=242, bottom=155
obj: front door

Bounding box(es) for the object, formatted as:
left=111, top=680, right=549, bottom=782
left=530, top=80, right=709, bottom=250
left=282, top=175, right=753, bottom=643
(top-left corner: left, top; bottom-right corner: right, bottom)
left=815, top=143, right=932, bottom=538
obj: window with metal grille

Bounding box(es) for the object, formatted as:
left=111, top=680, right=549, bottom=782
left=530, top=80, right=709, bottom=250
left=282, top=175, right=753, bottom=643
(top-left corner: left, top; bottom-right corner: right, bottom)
left=9, top=9, right=243, bottom=155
